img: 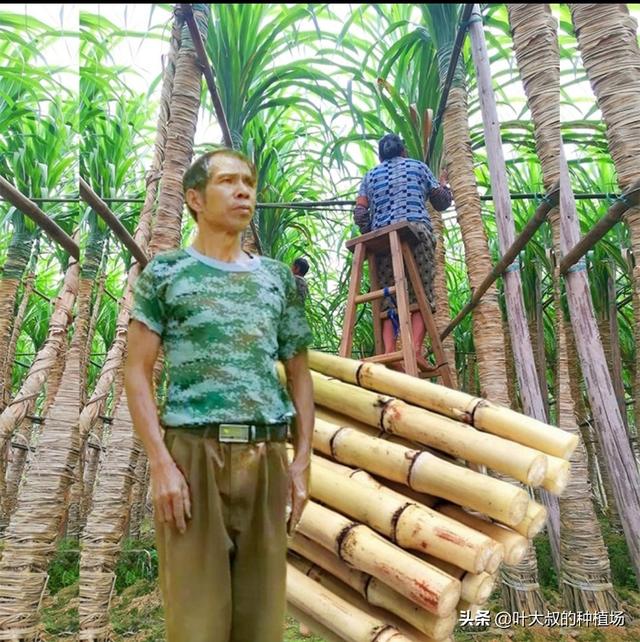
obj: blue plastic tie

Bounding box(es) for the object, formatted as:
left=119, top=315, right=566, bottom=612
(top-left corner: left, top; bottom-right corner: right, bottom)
left=383, top=287, right=400, bottom=339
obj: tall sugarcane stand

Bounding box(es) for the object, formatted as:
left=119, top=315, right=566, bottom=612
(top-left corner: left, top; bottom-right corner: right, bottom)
left=339, top=221, right=454, bottom=385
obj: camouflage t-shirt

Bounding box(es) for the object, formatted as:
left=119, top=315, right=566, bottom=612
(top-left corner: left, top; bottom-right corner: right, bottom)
left=130, top=246, right=313, bottom=428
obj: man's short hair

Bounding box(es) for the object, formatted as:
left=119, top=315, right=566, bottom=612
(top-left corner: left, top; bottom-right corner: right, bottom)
left=182, top=148, right=257, bottom=221
left=378, top=133, right=405, bottom=162
left=293, top=257, right=309, bottom=276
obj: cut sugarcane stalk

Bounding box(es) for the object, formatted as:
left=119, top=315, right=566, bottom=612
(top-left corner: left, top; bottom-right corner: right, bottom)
left=307, top=351, right=578, bottom=460
left=291, top=533, right=458, bottom=641
left=437, top=504, right=528, bottom=567
left=541, top=455, right=570, bottom=495
left=310, top=454, right=498, bottom=574
left=287, top=564, right=414, bottom=642
left=287, top=604, right=344, bottom=642
left=511, top=499, right=548, bottom=538
left=417, top=554, right=495, bottom=605
left=298, top=500, right=461, bottom=616
left=313, top=417, right=529, bottom=527
left=289, top=554, right=452, bottom=642
left=312, top=373, right=548, bottom=486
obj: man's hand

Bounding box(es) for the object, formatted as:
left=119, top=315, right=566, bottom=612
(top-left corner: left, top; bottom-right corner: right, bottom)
left=150, top=456, right=192, bottom=534
left=287, top=454, right=310, bottom=535
left=439, top=168, right=449, bottom=185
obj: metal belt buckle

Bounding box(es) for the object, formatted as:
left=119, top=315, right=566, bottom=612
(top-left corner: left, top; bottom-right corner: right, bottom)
left=218, top=423, right=252, bottom=443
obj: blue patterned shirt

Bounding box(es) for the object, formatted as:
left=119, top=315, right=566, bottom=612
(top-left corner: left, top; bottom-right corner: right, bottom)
left=356, top=157, right=446, bottom=231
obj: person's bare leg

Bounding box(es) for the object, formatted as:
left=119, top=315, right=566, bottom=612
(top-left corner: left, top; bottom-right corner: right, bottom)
left=382, top=319, right=404, bottom=372
left=382, top=318, right=396, bottom=353
left=411, top=311, right=426, bottom=355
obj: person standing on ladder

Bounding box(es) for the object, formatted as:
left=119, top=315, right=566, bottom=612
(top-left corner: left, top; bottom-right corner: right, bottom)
left=353, top=133, right=452, bottom=365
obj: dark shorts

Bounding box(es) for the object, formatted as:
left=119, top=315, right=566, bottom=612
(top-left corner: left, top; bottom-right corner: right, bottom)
left=375, top=220, right=436, bottom=313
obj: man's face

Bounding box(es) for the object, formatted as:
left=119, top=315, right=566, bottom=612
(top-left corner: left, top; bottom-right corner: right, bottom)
left=187, top=155, right=257, bottom=233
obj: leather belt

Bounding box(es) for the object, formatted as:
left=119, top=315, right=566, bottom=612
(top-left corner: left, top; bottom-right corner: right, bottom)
left=166, top=422, right=289, bottom=443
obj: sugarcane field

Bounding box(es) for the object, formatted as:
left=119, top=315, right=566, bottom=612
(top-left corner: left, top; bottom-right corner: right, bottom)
left=2, top=2, right=640, bottom=641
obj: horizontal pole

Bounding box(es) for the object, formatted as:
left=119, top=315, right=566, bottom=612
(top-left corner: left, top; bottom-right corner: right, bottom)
left=80, top=177, right=148, bottom=268
left=440, top=182, right=559, bottom=341
left=355, top=286, right=396, bottom=304
left=0, top=175, right=79, bottom=260
left=1, top=192, right=620, bottom=207
left=364, top=350, right=404, bottom=364
left=560, top=181, right=640, bottom=275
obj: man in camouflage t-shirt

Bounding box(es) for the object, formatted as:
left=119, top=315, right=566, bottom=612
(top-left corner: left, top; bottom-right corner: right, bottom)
left=124, top=149, right=314, bottom=642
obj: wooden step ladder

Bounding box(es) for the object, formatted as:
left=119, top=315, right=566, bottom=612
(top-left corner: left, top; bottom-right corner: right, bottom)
left=339, top=221, right=454, bottom=385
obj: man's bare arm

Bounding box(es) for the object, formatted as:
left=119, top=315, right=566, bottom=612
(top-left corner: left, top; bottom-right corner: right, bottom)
left=124, top=319, right=191, bottom=533
left=283, top=349, right=314, bottom=534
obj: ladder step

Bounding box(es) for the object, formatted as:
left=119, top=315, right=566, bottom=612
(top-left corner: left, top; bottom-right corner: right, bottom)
left=356, top=286, right=396, bottom=304
left=380, top=303, right=419, bottom=319
left=363, top=350, right=404, bottom=364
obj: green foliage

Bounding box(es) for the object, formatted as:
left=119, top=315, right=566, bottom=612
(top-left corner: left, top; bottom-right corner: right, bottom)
left=47, top=537, right=80, bottom=594
left=533, top=532, right=559, bottom=589
left=114, top=539, right=159, bottom=594
left=600, top=519, right=638, bottom=589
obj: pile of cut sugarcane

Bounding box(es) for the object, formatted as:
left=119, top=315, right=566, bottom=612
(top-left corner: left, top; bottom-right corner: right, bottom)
left=282, top=351, right=578, bottom=642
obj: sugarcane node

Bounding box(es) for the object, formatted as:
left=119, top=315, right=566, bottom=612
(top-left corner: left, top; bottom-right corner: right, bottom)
left=329, top=425, right=350, bottom=459
left=377, top=396, right=395, bottom=432
left=362, top=573, right=374, bottom=600
left=335, top=522, right=360, bottom=562
left=467, top=398, right=486, bottom=427
left=389, top=502, right=414, bottom=544
left=371, top=624, right=396, bottom=642
left=355, top=361, right=365, bottom=386
left=406, top=450, right=426, bottom=491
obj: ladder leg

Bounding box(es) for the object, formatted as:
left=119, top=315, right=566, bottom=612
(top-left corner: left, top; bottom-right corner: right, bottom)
left=389, top=231, right=418, bottom=377
left=367, top=252, right=384, bottom=355
left=339, top=242, right=366, bottom=358
left=401, top=242, right=454, bottom=387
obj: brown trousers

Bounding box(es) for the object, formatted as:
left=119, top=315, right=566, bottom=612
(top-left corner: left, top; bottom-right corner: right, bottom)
left=155, top=428, right=290, bottom=642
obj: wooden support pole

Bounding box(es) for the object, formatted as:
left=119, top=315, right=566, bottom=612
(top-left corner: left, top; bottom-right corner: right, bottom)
left=468, top=4, right=561, bottom=567
left=79, top=178, right=148, bottom=267
left=559, top=182, right=640, bottom=275
left=0, top=176, right=79, bottom=260
left=440, top=184, right=558, bottom=341
left=559, top=145, right=640, bottom=583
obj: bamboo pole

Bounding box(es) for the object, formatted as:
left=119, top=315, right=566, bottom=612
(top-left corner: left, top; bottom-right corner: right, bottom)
left=313, top=416, right=529, bottom=527
left=287, top=564, right=415, bottom=642
left=559, top=181, right=640, bottom=275
left=310, top=453, right=499, bottom=574
left=437, top=504, right=528, bottom=567
left=298, top=501, right=461, bottom=616
left=79, top=178, right=148, bottom=267
left=290, top=534, right=458, bottom=641
left=559, top=142, right=640, bottom=580
left=0, top=176, right=79, bottom=259
left=468, top=3, right=562, bottom=568
left=307, top=352, right=578, bottom=459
